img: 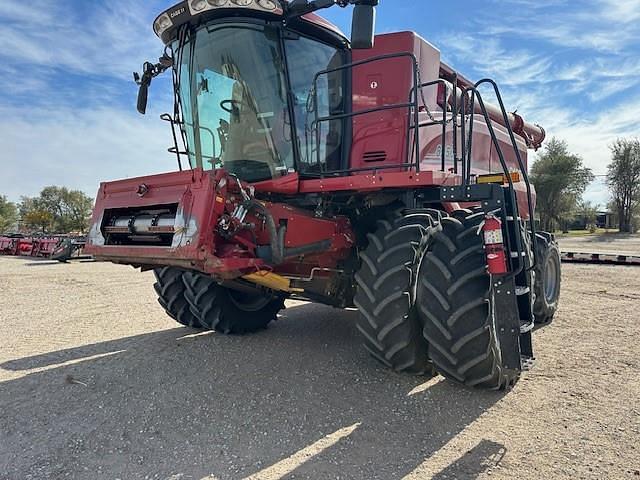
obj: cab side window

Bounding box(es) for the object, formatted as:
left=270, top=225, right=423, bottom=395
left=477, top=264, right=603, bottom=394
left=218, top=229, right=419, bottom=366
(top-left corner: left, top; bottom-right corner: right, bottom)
left=285, top=36, right=345, bottom=173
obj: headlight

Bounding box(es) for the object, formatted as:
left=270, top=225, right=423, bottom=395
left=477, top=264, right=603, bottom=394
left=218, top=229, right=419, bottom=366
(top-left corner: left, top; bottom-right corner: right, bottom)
left=184, top=0, right=282, bottom=21
left=191, top=0, right=208, bottom=11
left=153, top=13, right=173, bottom=36
left=257, top=0, right=277, bottom=10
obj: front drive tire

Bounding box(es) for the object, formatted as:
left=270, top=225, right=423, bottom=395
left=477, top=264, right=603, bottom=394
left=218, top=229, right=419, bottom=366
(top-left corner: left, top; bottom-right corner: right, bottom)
left=416, top=210, right=519, bottom=390
left=153, top=267, right=203, bottom=328
left=533, top=234, right=561, bottom=324
left=354, top=211, right=437, bottom=375
left=182, top=272, right=284, bottom=334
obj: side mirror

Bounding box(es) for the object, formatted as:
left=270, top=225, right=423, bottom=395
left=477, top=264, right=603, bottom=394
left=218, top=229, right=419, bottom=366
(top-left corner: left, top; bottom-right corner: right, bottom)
left=351, top=4, right=376, bottom=49
left=137, top=82, right=149, bottom=115
left=134, top=58, right=171, bottom=115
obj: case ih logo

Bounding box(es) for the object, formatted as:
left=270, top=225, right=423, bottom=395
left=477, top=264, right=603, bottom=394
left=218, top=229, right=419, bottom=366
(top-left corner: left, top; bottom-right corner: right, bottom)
left=170, top=7, right=186, bottom=18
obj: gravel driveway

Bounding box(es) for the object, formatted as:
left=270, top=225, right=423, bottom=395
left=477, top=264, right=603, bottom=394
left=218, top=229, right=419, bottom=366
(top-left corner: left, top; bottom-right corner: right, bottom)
left=0, top=256, right=639, bottom=479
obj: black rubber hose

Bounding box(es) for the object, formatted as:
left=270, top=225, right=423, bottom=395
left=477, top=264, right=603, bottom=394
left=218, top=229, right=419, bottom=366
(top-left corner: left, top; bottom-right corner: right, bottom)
left=272, top=222, right=332, bottom=260
left=245, top=201, right=333, bottom=264
left=245, top=200, right=284, bottom=265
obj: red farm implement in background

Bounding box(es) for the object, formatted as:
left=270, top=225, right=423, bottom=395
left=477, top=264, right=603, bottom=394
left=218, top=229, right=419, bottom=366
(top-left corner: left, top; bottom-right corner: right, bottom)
left=0, top=234, right=86, bottom=262
left=84, top=0, right=563, bottom=390
left=0, top=235, right=33, bottom=257
left=31, top=237, right=61, bottom=257
left=0, top=236, right=17, bottom=255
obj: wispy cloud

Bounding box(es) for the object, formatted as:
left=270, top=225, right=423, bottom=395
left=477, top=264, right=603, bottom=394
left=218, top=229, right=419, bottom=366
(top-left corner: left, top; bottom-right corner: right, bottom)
left=0, top=0, right=637, bottom=210
left=435, top=0, right=640, bottom=207
left=0, top=104, right=176, bottom=201
left=486, top=0, right=640, bottom=53
left=0, top=0, right=163, bottom=80
left=0, top=0, right=176, bottom=200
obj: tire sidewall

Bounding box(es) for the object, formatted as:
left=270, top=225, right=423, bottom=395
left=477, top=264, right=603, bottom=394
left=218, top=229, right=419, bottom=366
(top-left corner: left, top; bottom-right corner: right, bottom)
left=534, top=240, right=561, bottom=320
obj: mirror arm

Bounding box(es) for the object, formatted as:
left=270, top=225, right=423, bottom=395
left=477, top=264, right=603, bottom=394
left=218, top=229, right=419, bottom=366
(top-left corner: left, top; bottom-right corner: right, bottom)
left=134, top=53, right=173, bottom=115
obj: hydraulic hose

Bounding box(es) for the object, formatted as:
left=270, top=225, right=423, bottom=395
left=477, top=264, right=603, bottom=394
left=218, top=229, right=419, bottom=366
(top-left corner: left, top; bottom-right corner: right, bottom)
left=244, top=201, right=332, bottom=265
left=245, top=200, right=284, bottom=265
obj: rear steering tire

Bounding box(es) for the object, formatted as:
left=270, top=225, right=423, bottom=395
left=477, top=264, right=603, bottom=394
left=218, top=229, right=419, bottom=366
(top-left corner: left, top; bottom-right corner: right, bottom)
left=354, top=211, right=436, bottom=376
left=183, top=272, right=284, bottom=334
left=153, top=267, right=203, bottom=328
left=533, top=234, right=561, bottom=324
left=416, top=210, right=520, bottom=390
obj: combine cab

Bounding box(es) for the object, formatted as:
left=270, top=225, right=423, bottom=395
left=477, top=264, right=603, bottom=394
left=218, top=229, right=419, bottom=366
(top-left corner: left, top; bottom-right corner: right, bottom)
left=85, top=0, right=561, bottom=389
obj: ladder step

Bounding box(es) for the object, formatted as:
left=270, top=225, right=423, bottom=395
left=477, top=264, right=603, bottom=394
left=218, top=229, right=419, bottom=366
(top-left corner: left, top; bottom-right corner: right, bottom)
left=510, top=251, right=527, bottom=258
left=520, top=320, right=534, bottom=333
left=516, top=286, right=530, bottom=296
left=520, top=355, right=535, bottom=371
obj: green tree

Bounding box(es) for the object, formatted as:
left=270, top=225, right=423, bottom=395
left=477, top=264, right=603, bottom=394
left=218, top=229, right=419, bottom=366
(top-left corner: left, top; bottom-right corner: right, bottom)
left=37, top=186, right=94, bottom=232
left=19, top=196, right=54, bottom=233
left=0, top=195, right=18, bottom=233
left=576, top=200, right=598, bottom=233
left=607, top=138, right=640, bottom=233
left=530, top=138, right=595, bottom=232
left=19, top=187, right=93, bottom=233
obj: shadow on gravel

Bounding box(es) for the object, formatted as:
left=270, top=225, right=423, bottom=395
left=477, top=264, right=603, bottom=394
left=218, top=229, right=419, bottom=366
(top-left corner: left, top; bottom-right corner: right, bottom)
left=23, top=261, right=63, bottom=267
left=0, top=303, right=507, bottom=480
left=432, top=439, right=506, bottom=479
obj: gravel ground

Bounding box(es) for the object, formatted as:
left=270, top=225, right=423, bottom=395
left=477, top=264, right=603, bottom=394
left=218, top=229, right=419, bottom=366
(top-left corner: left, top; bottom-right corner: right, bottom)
left=1, top=255, right=639, bottom=479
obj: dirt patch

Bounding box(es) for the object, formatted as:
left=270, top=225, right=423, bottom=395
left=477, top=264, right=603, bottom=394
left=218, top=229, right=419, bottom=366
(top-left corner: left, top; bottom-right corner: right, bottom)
left=1, top=256, right=639, bottom=479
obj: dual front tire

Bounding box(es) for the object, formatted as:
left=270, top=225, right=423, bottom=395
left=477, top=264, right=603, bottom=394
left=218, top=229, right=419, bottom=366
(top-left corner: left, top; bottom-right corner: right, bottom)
left=355, top=209, right=560, bottom=389
left=415, top=211, right=519, bottom=389
left=153, top=267, right=282, bottom=334
left=353, top=211, right=437, bottom=376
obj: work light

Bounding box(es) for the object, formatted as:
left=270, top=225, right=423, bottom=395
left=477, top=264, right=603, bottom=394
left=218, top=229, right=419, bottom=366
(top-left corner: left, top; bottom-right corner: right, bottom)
left=191, top=0, right=208, bottom=11
left=257, top=0, right=278, bottom=10
left=155, top=0, right=284, bottom=39
left=153, top=13, right=173, bottom=36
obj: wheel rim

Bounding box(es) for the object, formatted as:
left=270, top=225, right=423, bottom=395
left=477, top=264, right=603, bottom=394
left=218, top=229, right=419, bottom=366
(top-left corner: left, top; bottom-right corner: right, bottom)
left=543, top=255, right=559, bottom=302
left=227, top=289, right=272, bottom=312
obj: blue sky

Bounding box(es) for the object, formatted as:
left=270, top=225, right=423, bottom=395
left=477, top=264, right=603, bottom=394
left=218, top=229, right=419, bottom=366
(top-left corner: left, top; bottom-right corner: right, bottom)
left=1, top=0, right=639, bottom=207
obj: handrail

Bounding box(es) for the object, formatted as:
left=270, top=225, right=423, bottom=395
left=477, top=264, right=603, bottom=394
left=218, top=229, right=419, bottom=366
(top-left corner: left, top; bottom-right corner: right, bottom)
left=474, top=79, right=537, bottom=270
left=409, top=79, right=450, bottom=172
left=307, top=55, right=457, bottom=178
left=462, top=87, right=525, bottom=276
left=297, top=162, right=418, bottom=178
left=461, top=82, right=538, bottom=274
left=309, top=52, right=423, bottom=175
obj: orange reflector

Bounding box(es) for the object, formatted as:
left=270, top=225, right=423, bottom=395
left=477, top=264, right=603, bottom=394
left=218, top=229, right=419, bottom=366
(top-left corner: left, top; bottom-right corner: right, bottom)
left=477, top=172, right=521, bottom=184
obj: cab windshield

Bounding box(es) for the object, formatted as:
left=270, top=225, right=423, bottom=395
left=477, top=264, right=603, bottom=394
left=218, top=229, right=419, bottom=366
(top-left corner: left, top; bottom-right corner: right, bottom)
left=176, top=24, right=293, bottom=182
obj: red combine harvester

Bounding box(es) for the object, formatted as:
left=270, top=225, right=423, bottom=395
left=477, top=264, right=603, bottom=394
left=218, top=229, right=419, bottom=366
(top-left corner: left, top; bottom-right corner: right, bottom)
left=85, top=0, right=562, bottom=389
